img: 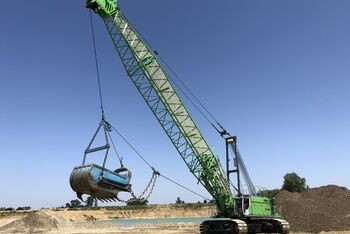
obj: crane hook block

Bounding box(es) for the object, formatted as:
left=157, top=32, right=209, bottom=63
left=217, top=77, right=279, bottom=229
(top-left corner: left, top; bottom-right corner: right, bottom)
left=69, top=164, right=132, bottom=201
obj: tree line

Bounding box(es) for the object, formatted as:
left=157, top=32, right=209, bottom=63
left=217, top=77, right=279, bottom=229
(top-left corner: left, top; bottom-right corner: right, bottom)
left=0, top=206, right=31, bottom=211
left=257, top=172, right=308, bottom=198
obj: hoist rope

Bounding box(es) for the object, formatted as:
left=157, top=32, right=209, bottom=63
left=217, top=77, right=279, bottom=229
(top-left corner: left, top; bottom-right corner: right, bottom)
left=107, top=131, right=124, bottom=168
left=89, top=10, right=124, bottom=168
left=88, top=11, right=211, bottom=202
left=110, top=125, right=210, bottom=201
left=167, top=75, right=215, bottom=127
left=158, top=54, right=229, bottom=136
left=89, top=10, right=105, bottom=113
left=158, top=56, right=222, bottom=127
left=122, top=12, right=225, bottom=133
left=160, top=174, right=210, bottom=201
left=111, top=125, right=154, bottom=170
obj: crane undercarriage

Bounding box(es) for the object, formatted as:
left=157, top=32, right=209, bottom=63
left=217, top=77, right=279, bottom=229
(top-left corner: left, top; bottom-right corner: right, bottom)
left=200, top=218, right=290, bottom=234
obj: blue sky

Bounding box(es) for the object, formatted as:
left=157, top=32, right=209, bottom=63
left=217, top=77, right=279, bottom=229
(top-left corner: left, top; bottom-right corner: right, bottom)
left=1, top=0, right=349, bottom=209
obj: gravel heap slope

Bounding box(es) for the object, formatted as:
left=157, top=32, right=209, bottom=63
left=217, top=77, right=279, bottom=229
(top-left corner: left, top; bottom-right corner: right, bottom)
left=274, top=185, right=350, bottom=233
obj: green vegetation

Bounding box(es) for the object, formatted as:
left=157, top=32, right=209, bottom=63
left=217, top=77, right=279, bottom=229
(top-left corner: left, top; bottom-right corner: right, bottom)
left=65, top=196, right=98, bottom=208
left=0, top=207, right=14, bottom=211
left=257, top=189, right=281, bottom=198
left=0, top=207, right=31, bottom=211
left=126, top=198, right=148, bottom=206
left=85, top=196, right=96, bottom=207
left=282, top=172, right=308, bottom=192
left=257, top=172, right=308, bottom=198
left=65, top=199, right=83, bottom=208
left=16, top=206, right=31, bottom=211
left=175, top=197, right=185, bottom=204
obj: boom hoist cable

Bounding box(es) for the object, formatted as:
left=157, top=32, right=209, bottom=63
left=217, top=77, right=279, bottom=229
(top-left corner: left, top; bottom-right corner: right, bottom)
left=121, top=14, right=230, bottom=138
left=118, top=12, right=259, bottom=197
left=82, top=3, right=290, bottom=233
left=71, top=10, right=209, bottom=204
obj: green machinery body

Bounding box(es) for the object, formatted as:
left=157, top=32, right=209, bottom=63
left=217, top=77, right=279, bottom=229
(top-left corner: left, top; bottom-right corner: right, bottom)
left=248, top=196, right=278, bottom=217
left=85, top=0, right=280, bottom=220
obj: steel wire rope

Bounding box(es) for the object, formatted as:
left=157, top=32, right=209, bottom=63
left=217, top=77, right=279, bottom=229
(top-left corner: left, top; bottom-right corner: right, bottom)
left=158, top=57, right=221, bottom=126
left=107, top=131, right=124, bottom=168
left=111, top=125, right=153, bottom=170
left=110, top=125, right=210, bottom=201
left=117, top=16, right=234, bottom=198
left=89, top=11, right=211, bottom=202
left=89, top=10, right=104, bottom=112
left=121, top=12, right=226, bottom=133
left=119, top=12, right=221, bottom=201
left=89, top=10, right=124, bottom=167
left=160, top=174, right=210, bottom=201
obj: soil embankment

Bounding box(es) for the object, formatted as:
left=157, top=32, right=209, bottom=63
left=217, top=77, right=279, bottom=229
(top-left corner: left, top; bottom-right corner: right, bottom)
left=49, top=203, right=216, bottom=221
left=275, top=185, right=350, bottom=233
left=1, top=186, right=350, bottom=233
left=0, top=204, right=215, bottom=233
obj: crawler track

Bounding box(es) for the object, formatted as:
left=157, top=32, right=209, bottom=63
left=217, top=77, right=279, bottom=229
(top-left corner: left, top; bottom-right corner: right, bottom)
left=246, top=217, right=290, bottom=233
left=200, top=219, right=248, bottom=234
left=199, top=218, right=290, bottom=234
left=271, top=218, right=290, bottom=233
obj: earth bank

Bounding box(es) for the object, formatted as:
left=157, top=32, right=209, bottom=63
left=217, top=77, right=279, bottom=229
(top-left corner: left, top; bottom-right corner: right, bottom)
left=0, top=185, right=349, bottom=233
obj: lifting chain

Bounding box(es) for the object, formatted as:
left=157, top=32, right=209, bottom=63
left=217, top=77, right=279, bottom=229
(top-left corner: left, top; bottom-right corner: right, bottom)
left=116, top=171, right=159, bottom=203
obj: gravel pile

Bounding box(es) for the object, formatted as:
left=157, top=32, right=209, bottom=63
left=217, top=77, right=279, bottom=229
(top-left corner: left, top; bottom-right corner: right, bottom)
left=274, top=185, right=350, bottom=233
left=0, top=212, right=72, bottom=233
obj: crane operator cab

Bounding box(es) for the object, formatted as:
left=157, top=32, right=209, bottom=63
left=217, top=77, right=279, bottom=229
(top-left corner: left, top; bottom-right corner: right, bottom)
left=70, top=117, right=132, bottom=202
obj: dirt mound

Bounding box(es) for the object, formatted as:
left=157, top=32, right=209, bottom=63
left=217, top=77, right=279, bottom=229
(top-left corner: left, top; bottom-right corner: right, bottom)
left=0, top=211, right=73, bottom=233
left=275, top=185, right=350, bottom=233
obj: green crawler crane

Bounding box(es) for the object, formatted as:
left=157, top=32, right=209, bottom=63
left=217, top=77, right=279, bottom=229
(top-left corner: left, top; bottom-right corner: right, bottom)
left=84, top=0, right=290, bottom=233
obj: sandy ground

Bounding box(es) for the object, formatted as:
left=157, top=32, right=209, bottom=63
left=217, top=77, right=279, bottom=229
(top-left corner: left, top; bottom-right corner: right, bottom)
left=1, top=218, right=349, bottom=234
left=47, top=225, right=350, bottom=234
left=42, top=222, right=350, bottom=234
left=48, top=222, right=199, bottom=234
left=0, top=218, right=18, bottom=227
left=0, top=210, right=349, bottom=234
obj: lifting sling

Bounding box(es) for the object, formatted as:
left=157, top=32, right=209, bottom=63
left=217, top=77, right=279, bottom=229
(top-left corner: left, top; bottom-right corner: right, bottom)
left=69, top=115, right=132, bottom=202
